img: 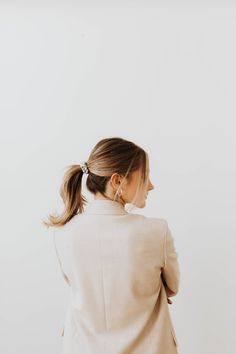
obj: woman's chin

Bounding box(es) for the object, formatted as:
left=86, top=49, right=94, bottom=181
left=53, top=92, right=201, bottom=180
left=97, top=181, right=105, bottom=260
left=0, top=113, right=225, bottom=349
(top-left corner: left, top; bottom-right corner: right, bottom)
left=130, top=197, right=147, bottom=209
left=136, top=200, right=146, bottom=208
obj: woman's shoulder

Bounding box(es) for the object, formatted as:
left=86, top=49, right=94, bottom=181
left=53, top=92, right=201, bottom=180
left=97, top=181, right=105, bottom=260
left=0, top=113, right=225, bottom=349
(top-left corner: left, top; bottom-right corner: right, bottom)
left=126, top=212, right=168, bottom=233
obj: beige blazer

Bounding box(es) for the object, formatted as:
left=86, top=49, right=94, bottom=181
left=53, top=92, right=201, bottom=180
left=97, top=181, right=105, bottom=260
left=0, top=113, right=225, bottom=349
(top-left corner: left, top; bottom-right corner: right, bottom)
left=53, top=199, right=180, bottom=354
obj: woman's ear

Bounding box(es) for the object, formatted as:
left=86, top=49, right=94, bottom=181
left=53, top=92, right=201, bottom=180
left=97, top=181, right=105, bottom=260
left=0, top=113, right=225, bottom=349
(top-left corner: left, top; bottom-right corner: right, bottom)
left=110, top=173, right=122, bottom=188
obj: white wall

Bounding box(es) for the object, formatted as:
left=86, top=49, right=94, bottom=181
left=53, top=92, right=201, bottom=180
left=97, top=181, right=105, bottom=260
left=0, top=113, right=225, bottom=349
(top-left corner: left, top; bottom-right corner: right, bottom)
left=0, top=2, right=235, bottom=353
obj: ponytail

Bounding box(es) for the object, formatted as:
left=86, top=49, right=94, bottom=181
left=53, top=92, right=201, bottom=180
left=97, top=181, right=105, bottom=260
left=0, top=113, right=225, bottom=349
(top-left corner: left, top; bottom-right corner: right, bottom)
left=43, top=164, right=87, bottom=228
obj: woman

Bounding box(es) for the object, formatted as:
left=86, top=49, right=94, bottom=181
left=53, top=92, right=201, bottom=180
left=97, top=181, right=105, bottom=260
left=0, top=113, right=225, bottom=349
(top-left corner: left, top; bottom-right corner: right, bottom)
left=44, top=137, right=180, bottom=354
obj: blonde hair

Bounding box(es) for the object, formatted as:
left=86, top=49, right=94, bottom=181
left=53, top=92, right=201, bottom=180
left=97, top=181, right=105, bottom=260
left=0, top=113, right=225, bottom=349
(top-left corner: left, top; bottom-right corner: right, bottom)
left=43, top=137, right=148, bottom=228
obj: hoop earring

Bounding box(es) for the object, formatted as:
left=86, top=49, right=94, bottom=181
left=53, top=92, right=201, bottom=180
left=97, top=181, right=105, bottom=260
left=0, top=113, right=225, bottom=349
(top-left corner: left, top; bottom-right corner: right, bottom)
left=118, top=189, right=123, bottom=197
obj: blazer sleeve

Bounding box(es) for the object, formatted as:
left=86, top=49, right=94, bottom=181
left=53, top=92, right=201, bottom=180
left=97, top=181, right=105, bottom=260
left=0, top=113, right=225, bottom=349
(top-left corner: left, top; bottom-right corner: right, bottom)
left=161, top=223, right=180, bottom=297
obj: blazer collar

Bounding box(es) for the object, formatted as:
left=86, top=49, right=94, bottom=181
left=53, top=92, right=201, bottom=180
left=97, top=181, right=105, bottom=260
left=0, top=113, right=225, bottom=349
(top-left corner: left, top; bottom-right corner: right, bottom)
left=84, top=198, right=129, bottom=215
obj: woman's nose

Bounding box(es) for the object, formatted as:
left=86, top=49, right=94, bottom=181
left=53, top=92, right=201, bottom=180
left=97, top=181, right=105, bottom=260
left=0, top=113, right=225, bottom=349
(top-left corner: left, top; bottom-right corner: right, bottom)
left=148, top=181, right=154, bottom=190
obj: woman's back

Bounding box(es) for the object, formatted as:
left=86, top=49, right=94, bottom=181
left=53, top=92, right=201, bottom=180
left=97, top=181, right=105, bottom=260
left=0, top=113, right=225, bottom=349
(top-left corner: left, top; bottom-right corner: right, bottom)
left=54, top=199, right=180, bottom=354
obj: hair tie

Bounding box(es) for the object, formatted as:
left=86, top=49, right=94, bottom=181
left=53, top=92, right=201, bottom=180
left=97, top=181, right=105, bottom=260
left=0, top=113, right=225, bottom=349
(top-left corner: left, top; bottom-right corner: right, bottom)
left=80, top=161, right=89, bottom=174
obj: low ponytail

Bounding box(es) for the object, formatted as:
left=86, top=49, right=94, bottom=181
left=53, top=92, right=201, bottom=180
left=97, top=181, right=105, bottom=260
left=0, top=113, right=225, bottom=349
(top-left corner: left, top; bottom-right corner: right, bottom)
left=43, top=164, right=87, bottom=228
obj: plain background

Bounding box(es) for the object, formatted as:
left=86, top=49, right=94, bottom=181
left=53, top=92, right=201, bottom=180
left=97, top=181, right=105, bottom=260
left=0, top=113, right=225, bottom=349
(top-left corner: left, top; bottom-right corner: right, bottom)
left=0, top=1, right=236, bottom=353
